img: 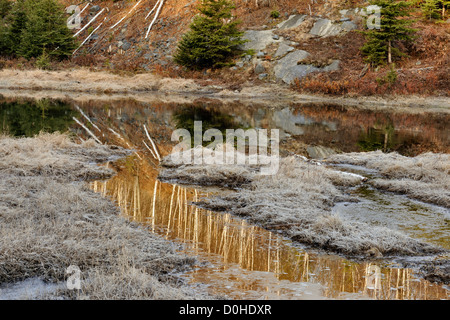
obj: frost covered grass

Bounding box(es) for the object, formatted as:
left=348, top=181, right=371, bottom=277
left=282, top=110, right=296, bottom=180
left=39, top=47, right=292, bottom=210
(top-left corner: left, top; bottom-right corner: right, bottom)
left=158, top=145, right=272, bottom=188
left=159, top=149, right=445, bottom=258
left=325, top=151, right=450, bottom=208
left=0, top=133, right=213, bottom=300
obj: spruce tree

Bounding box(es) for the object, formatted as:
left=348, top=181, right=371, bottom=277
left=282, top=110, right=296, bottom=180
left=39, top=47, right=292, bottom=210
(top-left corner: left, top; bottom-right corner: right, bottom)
left=422, top=0, right=441, bottom=20
left=0, top=0, right=11, bottom=55
left=18, top=0, right=77, bottom=59
left=174, top=0, right=247, bottom=69
left=4, top=0, right=27, bottom=56
left=0, top=0, right=11, bottom=18
left=361, top=0, right=416, bottom=66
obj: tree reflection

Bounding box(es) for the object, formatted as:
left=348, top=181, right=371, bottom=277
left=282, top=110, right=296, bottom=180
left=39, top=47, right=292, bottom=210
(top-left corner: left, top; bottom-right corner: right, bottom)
left=90, top=154, right=449, bottom=300
left=0, top=98, right=76, bottom=137
left=172, top=104, right=243, bottom=147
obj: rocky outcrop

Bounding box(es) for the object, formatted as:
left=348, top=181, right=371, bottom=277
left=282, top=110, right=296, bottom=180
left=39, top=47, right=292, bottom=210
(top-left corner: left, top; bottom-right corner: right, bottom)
left=277, top=14, right=307, bottom=30
left=274, top=51, right=340, bottom=84
left=242, top=30, right=282, bottom=52
left=309, top=18, right=356, bottom=37
left=239, top=13, right=357, bottom=84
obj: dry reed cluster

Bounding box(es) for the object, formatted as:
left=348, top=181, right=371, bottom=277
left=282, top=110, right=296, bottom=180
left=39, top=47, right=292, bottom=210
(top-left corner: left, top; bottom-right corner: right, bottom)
left=0, top=133, right=213, bottom=299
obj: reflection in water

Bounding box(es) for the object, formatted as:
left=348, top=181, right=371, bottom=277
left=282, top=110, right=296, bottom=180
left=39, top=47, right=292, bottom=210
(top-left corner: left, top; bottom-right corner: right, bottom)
left=91, top=156, right=449, bottom=300
left=1, top=95, right=447, bottom=299
left=73, top=99, right=450, bottom=157
left=0, top=98, right=77, bottom=137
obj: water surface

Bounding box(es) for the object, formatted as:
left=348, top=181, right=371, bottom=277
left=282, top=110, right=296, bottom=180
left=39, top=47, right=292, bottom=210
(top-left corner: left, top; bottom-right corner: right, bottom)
left=2, top=96, right=449, bottom=300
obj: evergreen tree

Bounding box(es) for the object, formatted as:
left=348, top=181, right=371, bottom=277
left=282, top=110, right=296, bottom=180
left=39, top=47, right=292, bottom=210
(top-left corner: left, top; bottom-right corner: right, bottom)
left=174, top=0, right=247, bottom=69
left=4, top=0, right=27, bottom=56
left=0, top=0, right=12, bottom=55
left=361, top=0, right=416, bottom=66
left=422, top=0, right=441, bottom=20
left=18, top=0, right=77, bottom=59
left=0, top=0, right=11, bottom=18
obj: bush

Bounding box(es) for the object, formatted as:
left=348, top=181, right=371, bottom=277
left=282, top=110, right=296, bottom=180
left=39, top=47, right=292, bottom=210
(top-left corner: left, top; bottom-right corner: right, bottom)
left=35, top=48, right=51, bottom=69
left=376, top=64, right=398, bottom=87
left=270, top=10, right=280, bottom=18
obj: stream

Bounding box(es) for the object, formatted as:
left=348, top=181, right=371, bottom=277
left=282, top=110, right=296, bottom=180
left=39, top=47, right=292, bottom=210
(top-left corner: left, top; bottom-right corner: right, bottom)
left=1, top=96, right=449, bottom=300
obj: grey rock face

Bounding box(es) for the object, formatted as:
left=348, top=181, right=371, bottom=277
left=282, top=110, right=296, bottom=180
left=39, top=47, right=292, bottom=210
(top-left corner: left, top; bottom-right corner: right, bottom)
left=242, top=30, right=281, bottom=51
left=274, top=42, right=295, bottom=58
left=309, top=19, right=343, bottom=37
left=274, top=50, right=311, bottom=84
left=274, top=50, right=340, bottom=84
left=277, top=15, right=307, bottom=30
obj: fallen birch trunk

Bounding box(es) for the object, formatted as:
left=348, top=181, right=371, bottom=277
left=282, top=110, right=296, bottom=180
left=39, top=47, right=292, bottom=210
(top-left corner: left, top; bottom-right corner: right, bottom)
left=145, top=0, right=164, bottom=39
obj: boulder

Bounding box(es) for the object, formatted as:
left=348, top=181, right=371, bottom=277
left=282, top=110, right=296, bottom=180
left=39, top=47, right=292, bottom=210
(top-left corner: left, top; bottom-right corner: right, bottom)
left=277, top=15, right=307, bottom=30
left=118, top=40, right=131, bottom=51
left=274, top=50, right=340, bottom=84
left=309, top=19, right=343, bottom=37
left=254, top=62, right=266, bottom=75
left=90, top=5, right=101, bottom=13
left=274, top=42, right=295, bottom=58
left=341, top=21, right=357, bottom=32
left=258, top=73, right=268, bottom=80
left=242, top=30, right=281, bottom=52
left=274, top=50, right=311, bottom=84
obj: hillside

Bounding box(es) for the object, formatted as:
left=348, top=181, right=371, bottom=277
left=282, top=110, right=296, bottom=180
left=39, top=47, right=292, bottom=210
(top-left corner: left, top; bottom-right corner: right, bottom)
left=2, top=0, right=450, bottom=96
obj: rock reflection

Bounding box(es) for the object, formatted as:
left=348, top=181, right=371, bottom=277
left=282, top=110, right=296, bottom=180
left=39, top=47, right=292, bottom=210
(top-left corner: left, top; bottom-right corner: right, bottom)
left=91, top=156, right=449, bottom=300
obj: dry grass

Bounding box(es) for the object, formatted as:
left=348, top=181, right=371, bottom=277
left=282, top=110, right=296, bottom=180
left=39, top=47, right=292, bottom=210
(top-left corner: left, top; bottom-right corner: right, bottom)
left=0, top=68, right=200, bottom=94
left=325, top=151, right=450, bottom=208
left=0, top=133, right=213, bottom=300
left=159, top=150, right=444, bottom=257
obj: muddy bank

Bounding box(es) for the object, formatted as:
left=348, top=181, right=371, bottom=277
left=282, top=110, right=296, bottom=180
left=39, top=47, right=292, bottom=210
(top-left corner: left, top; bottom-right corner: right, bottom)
left=158, top=148, right=449, bottom=283
left=1, top=69, right=450, bottom=113
left=0, top=133, right=215, bottom=299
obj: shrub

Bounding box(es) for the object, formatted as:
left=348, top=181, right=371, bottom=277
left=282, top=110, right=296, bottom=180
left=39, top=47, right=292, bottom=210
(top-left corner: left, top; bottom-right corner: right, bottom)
left=270, top=10, right=280, bottom=18
left=35, top=48, right=51, bottom=69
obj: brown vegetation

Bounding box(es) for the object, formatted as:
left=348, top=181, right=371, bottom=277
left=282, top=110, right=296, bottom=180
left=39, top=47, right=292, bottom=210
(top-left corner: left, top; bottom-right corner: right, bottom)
left=0, top=133, right=213, bottom=299
left=2, top=0, right=447, bottom=97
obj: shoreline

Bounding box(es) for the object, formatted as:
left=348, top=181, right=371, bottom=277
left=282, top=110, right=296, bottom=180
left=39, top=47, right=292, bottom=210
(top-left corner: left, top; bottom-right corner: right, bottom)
left=1, top=68, right=449, bottom=113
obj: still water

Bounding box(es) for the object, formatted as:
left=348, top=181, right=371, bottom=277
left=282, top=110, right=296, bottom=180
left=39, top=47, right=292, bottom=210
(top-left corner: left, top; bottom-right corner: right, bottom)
left=91, top=156, right=449, bottom=300
left=1, top=96, right=449, bottom=299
